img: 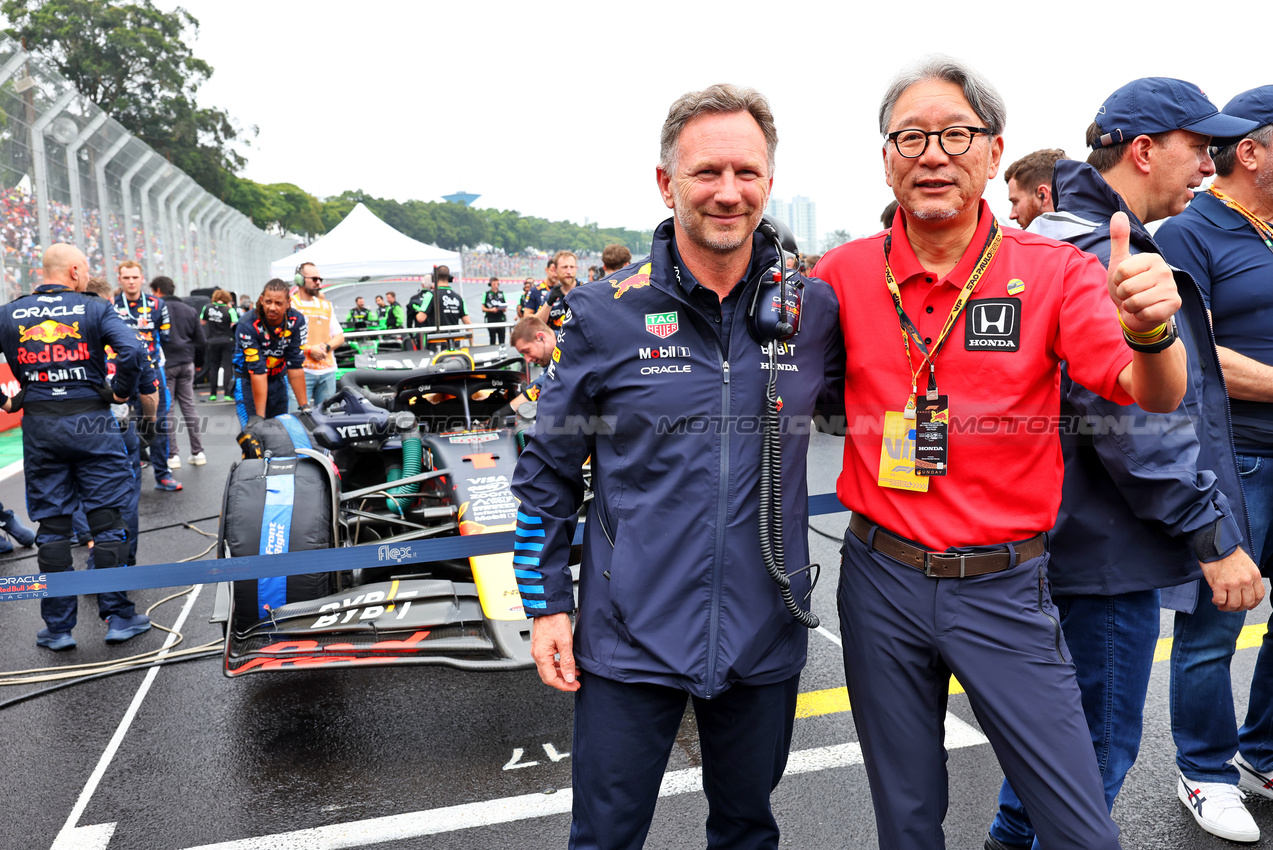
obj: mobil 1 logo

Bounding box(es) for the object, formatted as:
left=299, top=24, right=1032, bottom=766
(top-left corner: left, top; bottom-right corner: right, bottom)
left=964, top=298, right=1020, bottom=352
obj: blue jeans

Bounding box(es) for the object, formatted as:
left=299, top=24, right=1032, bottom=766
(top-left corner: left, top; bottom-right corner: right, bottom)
left=989, top=590, right=1160, bottom=848
left=302, top=370, right=336, bottom=409
left=1171, top=452, right=1273, bottom=782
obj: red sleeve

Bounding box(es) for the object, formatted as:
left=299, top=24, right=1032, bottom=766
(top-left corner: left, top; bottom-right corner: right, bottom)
left=1054, top=249, right=1134, bottom=405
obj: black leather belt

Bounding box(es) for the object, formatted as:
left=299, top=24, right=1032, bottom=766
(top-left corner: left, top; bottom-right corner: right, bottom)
left=848, top=513, right=1046, bottom=578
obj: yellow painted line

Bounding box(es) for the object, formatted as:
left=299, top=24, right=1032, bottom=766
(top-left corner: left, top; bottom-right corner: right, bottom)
left=795, top=621, right=1270, bottom=720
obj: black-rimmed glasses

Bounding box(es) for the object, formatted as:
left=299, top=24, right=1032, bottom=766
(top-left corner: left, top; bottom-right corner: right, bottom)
left=886, top=126, right=991, bottom=158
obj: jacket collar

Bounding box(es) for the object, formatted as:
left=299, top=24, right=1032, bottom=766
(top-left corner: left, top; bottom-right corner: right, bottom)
left=1052, top=159, right=1155, bottom=249
left=650, top=217, right=780, bottom=298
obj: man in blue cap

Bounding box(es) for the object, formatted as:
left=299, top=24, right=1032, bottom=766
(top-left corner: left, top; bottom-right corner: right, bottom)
left=984, top=77, right=1266, bottom=849
left=1157, top=85, right=1273, bottom=843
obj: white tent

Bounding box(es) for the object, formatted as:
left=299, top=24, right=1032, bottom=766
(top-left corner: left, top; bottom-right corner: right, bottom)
left=268, top=202, right=462, bottom=281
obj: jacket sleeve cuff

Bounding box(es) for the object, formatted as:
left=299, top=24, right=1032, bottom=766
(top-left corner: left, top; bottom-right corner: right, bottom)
left=1193, top=510, right=1243, bottom=563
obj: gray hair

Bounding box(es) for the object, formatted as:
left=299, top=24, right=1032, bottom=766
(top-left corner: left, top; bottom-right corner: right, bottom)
left=1213, top=124, right=1273, bottom=177
left=878, top=55, right=1007, bottom=137
left=659, top=83, right=778, bottom=176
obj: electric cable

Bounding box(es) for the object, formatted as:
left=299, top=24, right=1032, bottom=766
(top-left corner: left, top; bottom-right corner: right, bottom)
left=0, top=520, right=224, bottom=696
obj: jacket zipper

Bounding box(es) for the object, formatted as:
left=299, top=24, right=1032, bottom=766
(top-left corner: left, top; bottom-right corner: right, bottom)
left=706, top=355, right=730, bottom=698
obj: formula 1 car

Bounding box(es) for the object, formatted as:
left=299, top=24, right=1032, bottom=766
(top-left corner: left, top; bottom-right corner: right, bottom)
left=210, top=346, right=580, bottom=677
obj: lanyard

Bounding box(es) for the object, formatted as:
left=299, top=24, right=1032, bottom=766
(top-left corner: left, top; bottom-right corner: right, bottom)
left=1208, top=187, right=1273, bottom=254
left=883, top=218, right=1002, bottom=415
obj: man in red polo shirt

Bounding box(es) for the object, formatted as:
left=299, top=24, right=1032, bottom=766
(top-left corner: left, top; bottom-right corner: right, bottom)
left=814, top=58, right=1187, bottom=850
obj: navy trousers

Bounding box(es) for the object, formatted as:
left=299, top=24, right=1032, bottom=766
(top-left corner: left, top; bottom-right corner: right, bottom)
left=235, top=372, right=289, bottom=427
left=569, top=672, right=799, bottom=850
left=25, top=411, right=135, bottom=632
left=838, top=526, right=1120, bottom=850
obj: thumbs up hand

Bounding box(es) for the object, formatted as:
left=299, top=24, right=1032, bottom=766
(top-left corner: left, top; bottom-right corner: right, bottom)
left=1106, top=211, right=1181, bottom=334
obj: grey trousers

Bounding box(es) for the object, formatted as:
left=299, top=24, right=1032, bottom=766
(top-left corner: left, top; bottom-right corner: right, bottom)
left=165, top=361, right=203, bottom=455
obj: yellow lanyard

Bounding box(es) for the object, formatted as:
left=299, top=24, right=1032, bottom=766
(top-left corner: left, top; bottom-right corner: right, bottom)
left=1208, top=187, right=1273, bottom=253
left=882, top=218, right=1002, bottom=414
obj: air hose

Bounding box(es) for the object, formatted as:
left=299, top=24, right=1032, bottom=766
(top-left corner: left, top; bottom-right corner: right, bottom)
left=759, top=344, right=820, bottom=629
left=385, top=428, right=423, bottom=516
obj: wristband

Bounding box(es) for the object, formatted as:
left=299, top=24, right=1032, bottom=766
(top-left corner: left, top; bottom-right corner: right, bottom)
left=1124, top=316, right=1178, bottom=353
left=1117, top=311, right=1168, bottom=342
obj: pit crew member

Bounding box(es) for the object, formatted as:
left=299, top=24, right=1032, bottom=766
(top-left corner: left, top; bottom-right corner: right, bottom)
left=234, top=278, right=308, bottom=426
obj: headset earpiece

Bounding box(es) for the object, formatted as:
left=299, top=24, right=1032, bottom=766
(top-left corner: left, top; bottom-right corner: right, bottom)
left=294, top=264, right=304, bottom=287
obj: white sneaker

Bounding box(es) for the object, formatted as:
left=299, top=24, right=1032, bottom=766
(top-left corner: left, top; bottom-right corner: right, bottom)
left=188, top=452, right=207, bottom=466
left=1178, top=772, right=1260, bottom=842
left=168, top=456, right=181, bottom=469
left=1235, top=752, right=1273, bottom=801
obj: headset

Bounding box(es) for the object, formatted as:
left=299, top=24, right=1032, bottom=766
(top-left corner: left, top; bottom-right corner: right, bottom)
left=748, top=215, right=820, bottom=630
left=747, top=216, right=803, bottom=345
left=294, top=263, right=305, bottom=287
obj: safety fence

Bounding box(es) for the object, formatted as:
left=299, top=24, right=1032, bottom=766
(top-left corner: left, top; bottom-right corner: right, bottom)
left=0, top=35, right=290, bottom=299
left=0, top=494, right=849, bottom=601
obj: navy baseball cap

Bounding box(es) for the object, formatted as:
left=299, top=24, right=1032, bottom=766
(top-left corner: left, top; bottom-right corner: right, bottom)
left=1091, top=77, right=1259, bottom=149
left=1222, top=86, right=1273, bottom=129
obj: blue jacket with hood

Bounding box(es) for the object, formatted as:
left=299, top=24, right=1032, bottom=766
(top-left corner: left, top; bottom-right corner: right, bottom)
left=1029, top=159, right=1245, bottom=599
left=511, top=219, right=845, bottom=698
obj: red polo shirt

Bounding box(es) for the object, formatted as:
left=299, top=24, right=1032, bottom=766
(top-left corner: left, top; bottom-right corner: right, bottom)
left=816, top=201, right=1133, bottom=550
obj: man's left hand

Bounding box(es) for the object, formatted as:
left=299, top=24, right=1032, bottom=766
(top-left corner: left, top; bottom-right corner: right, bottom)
left=1106, top=211, right=1181, bottom=334
left=1200, top=547, right=1266, bottom=612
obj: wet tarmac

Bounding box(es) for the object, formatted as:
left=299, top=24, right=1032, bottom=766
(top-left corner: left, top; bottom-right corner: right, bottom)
left=1, top=398, right=1271, bottom=849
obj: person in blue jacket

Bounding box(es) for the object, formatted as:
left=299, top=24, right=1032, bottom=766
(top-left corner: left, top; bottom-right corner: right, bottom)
left=0, top=244, right=152, bottom=649
left=985, top=78, right=1266, bottom=850
left=511, top=84, right=845, bottom=850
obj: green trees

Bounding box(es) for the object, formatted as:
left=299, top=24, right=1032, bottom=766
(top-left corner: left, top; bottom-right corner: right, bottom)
left=4, top=0, right=248, bottom=199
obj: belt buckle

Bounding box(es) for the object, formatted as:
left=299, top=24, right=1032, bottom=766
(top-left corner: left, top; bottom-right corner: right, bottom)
left=924, top=552, right=968, bottom=578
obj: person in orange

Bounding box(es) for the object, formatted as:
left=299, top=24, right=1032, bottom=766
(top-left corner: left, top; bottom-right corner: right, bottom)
left=290, top=262, right=344, bottom=408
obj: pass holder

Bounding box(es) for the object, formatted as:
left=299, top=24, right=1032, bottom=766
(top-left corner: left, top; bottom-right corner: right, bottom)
left=914, top=394, right=949, bottom=477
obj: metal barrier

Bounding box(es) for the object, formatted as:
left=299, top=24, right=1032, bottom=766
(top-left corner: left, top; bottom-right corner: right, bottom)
left=0, top=35, right=290, bottom=298
left=0, top=494, right=849, bottom=601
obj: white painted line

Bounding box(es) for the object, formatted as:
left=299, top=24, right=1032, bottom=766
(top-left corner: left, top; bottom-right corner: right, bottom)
left=175, top=710, right=988, bottom=850
left=814, top=625, right=842, bottom=647
left=0, top=458, right=23, bottom=482
left=47, top=822, right=115, bottom=850
left=50, top=585, right=204, bottom=850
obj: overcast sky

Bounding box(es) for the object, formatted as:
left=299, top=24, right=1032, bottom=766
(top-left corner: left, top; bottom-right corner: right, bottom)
left=174, top=1, right=1272, bottom=243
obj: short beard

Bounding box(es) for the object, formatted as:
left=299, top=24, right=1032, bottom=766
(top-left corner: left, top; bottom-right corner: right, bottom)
left=674, top=200, right=756, bottom=253
left=907, top=204, right=959, bottom=222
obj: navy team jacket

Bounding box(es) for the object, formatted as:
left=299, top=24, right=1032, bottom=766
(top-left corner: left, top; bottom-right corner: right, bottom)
left=1030, top=159, right=1245, bottom=597
left=512, top=219, right=845, bottom=698
left=0, top=284, right=145, bottom=405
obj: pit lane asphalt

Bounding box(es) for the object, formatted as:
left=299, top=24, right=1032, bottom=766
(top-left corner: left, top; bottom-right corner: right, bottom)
left=0, top=399, right=1270, bottom=850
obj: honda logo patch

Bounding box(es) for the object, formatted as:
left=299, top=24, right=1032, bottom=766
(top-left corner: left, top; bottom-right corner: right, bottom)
left=965, top=298, right=1020, bottom=351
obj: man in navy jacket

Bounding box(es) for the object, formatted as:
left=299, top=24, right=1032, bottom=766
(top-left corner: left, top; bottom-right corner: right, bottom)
left=512, top=84, right=844, bottom=850
left=986, top=78, right=1265, bottom=849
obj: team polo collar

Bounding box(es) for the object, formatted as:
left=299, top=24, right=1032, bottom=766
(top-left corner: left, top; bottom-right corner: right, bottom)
left=888, top=198, right=999, bottom=288
left=1192, top=189, right=1251, bottom=233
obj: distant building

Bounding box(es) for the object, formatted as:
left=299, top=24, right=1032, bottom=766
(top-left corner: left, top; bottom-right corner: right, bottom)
left=443, top=191, right=481, bottom=206
left=765, top=195, right=817, bottom=249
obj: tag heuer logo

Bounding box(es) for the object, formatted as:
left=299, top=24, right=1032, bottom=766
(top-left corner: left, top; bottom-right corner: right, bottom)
left=645, top=311, right=678, bottom=339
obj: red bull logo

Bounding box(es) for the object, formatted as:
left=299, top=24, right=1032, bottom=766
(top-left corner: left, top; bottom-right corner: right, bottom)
left=931, top=408, right=950, bottom=425
left=612, top=262, right=653, bottom=300
left=19, top=320, right=80, bottom=343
